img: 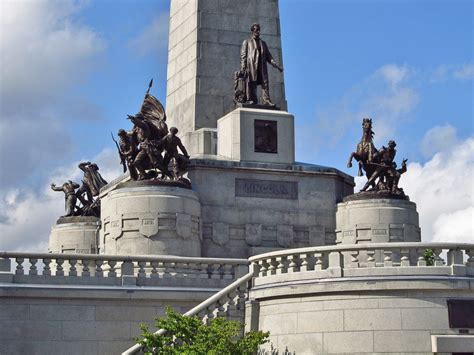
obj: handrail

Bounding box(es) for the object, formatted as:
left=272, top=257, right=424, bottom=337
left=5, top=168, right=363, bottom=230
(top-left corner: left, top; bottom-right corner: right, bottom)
left=0, top=251, right=248, bottom=265
left=121, top=271, right=254, bottom=354
left=249, top=242, right=474, bottom=262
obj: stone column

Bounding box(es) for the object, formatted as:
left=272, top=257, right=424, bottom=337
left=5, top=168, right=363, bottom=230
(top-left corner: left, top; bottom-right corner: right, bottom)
left=335, top=197, right=421, bottom=244
left=100, top=183, right=202, bottom=257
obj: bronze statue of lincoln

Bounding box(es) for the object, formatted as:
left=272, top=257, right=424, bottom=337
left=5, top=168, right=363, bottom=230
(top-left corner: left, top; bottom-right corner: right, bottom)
left=240, top=23, right=283, bottom=106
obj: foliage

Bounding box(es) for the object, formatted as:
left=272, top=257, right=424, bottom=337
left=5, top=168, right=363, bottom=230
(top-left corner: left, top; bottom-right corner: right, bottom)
left=423, top=249, right=434, bottom=266
left=137, top=307, right=269, bottom=355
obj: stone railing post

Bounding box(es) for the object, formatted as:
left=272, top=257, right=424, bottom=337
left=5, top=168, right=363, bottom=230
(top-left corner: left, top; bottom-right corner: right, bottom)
left=235, top=263, right=249, bottom=279
left=327, top=251, right=343, bottom=277
left=121, top=260, right=136, bottom=285
left=0, top=257, right=12, bottom=282
left=244, top=299, right=260, bottom=333
left=447, top=249, right=466, bottom=276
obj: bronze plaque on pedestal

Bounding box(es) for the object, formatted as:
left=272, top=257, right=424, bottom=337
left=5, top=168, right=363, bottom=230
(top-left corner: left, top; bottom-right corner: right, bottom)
left=254, top=120, right=277, bottom=153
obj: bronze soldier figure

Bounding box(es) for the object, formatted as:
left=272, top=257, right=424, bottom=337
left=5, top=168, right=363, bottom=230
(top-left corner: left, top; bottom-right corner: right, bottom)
left=117, top=129, right=138, bottom=180
left=240, top=23, right=283, bottom=106
left=158, top=127, right=190, bottom=180
left=76, top=162, right=108, bottom=206
left=51, top=180, right=80, bottom=217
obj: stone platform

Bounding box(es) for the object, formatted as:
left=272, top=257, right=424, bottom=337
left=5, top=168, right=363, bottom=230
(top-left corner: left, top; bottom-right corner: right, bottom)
left=49, top=216, right=100, bottom=254
left=100, top=184, right=201, bottom=256
left=336, top=197, right=420, bottom=244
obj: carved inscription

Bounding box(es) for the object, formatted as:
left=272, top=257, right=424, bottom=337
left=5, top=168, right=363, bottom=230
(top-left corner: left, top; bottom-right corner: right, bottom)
left=142, top=219, right=154, bottom=226
left=235, top=178, right=298, bottom=200
left=111, top=221, right=120, bottom=228
left=254, top=119, right=277, bottom=153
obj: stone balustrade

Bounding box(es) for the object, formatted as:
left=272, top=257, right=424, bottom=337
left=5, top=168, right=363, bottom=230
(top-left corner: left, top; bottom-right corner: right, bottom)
left=249, top=242, right=474, bottom=287
left=0, top=252, right=248, bottom=288
left=122, top=271, right=253, bottom=354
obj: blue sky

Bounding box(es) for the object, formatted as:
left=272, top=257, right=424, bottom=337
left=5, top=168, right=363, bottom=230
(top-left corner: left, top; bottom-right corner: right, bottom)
left=0, top=0, right=472, bottom=251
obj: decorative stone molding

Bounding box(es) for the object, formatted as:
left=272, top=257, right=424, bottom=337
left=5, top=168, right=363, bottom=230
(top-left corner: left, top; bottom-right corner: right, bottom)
left=212, top=222, right=229, bottom=246
left=245, top=224, right=262, bottom=246
left=277, top=225, right=293, bottom=248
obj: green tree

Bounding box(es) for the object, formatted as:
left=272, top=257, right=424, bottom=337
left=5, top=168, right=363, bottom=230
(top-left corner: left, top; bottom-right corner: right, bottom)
left=137, top=307, right=269, bottom=355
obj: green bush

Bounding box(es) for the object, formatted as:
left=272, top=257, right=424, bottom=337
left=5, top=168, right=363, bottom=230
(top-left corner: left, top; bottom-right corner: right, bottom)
left=423, top=249, right=434, bottom=266
left=137, top=307, right=269, bottom=355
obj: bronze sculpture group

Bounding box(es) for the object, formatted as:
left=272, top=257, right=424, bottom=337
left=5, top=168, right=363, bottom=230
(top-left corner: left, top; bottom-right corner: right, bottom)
left=51, top=161, right=107, bottom=218
left=114, top=81, right=190, bottom=186
left=51, top=23, right=409, bottom=220
left=347, top=118, right=408, bottom=197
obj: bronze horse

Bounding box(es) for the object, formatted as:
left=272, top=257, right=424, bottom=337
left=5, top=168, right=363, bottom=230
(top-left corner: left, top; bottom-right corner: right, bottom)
left=347, top=118, right=378, bottom=187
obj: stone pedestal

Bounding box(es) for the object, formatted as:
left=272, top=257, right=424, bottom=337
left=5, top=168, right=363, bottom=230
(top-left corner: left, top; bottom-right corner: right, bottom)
left=100, top=183, right=201, bottom=256
left=336, top=198, right=421, bottom=244
left=48, top=216, right=100, bottom=254
left=217, top=108, right=295, bottom=164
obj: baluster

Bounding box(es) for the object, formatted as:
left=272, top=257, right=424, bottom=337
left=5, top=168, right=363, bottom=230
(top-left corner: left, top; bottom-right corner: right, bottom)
left=400, top=249, right=410, bottom=267
left=349, top=250, right=359, bottom=268
left=199, top=263, right=209, bottom=279
left=43, top=258, right=51, bottom=276
left=275, top=257, right=286, bottom=275
left=82, top=259, right=91, bottom=277
left=258, top=259, right=267, bottom=277
left=163, top=262, right=173, bottom=278
left=222, top=264, right=233, bottom=280
left=366, top=250, right=376, bottom=267
left=314, top=252, right=323, bottom=270
left=267, top=258, right=276, bottom=275
left=29, top=258, right=38, bottom=276
left=15, top=258, right=24, bottom=275
left=383, top=250, right=393, bottom=267
left=95, top=260, right=103, bottom=277
left=137, top=261, right=146, bottom=279
left=287, top=255, right=297, bottom=273
left=210, top=263, right=222, bottom=279
left=300, top=254, right=309, bottom=272
left=150, top=261, right=159, bottom=278
left=236, top=284, right=248, bottom=310
left=107, top=260, right=117, bottom=277
left=68, top=259, right=77, bottom=277
left=189, top=262, right=200, bottom=279
left=433, top=248, right=444, bottom=266
left=417, top=249, right=427, bottom=266
left=56, top=259, right=64, bottom=276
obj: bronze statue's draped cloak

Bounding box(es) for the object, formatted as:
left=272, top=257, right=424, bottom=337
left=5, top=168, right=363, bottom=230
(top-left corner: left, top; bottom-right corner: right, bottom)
left=240, top=37, right=275, bottom=84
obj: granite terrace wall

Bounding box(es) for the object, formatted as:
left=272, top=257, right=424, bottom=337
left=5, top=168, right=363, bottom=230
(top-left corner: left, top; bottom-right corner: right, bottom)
left=0, top=286, right=210, bottom=355
left=247, top=243, right=474, bottom=354
left=0, top=252, right=248, bottom=355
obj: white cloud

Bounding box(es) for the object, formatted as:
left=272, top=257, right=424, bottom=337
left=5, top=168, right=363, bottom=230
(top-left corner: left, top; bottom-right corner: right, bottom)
left=430, top=63, right=474, bottom=83
left=0, top=0, right=104, bottom=113
left=0, top=148, right=122, bottom=252
left=420, top=124, right=459, bottom=158
left=128, top=12, right=169, bottom=56
left=453, top=64, right=474, bottom=80
left=432, top=207, right=474, bottom=243
left=402, top=134, right=473, bottom=243
left=0, top=0, right=104, bottom=188
left=298, top=64, right=419, bottom=160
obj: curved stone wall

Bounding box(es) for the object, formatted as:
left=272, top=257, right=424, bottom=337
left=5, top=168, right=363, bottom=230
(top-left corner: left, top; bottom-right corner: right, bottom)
left=49, top=216, right=100, bottom=254
left=248, top=243, right=474, bottom=354
left=336, top=198, right=420, bottom=244
left=100, top=185, right=201, bottom=256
